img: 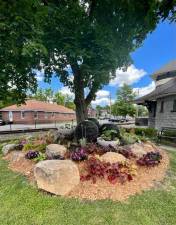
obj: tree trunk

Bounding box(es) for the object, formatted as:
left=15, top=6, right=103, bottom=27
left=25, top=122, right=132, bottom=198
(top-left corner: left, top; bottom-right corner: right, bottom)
left=71, top=63, right=88, bottom=124
left=74, top=97, right=88, bottom=123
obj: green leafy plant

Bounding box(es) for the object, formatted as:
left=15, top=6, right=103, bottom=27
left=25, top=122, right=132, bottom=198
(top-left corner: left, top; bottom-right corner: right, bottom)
left=79, top=138, right=87, bottom=147
left=101, top=129, right=119, bottom=141
left=33, top=153, right=47, bottom=162
left=22, top=143, right=46, bottom=153
left=120, top=132, right=140, bottom=145
left=22, top=143, right=36, bottom=152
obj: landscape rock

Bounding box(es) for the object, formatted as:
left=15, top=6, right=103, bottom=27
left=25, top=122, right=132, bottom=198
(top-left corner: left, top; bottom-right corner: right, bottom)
left=58, top=128, right=75, bottom=139
left=129, top=143, right=146, bottom=158
left=46, top=144, right=67, bottom=159
left=10, top=151, right=25, bottom=162
left=97, top=137, right=120, bottom=148
left=34, top=160, right=80, bottom=195
left=100, top=152, right=126, bottom=164
left=2, top=144, right=19, bottom=156
left=47, top=129, right=60, bottom=143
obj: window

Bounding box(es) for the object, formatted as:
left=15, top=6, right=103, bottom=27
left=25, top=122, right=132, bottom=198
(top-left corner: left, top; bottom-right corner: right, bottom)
left=52, top=112, right=55, bottom=118
left=34, top=111, right=38, bottom=119
left=160, top=101, right=164, bottom=113
left=45, top=112, right=48, bottom=119
left=172, top=100, right=176, bottom=112
left=21, top=111, right=25, bottom=119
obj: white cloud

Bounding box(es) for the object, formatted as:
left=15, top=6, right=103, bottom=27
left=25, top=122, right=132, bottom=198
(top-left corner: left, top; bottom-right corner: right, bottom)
left=91, top=90, right=115, bottom=106
left=110, top=64, right=147, bottom=87
left=96, top=90, right=110, bottom=99
left=59, top=86, right=74, bottom=98
left=35, top=70, right=44, bottom=82
left=92, top=97, right=115, bottom=107
left=133, top=81, right=155, bottom=97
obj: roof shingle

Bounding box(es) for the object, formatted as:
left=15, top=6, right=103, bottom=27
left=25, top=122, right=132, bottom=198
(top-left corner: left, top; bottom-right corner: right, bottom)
left=0, top=100, right=75, bottom=114
left=135, top=77, right=176, bottom=104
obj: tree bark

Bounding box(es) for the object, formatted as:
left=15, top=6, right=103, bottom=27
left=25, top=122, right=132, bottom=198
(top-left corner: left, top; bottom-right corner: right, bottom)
left=71, top=63, right=88, bottom=124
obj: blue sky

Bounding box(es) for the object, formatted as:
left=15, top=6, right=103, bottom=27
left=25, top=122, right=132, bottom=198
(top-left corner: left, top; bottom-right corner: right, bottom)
left=37, top=21, right=176, bottom=106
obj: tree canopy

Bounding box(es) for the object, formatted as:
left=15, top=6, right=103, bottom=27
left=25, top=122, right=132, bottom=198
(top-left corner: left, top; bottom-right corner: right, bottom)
left=112, top=84, right=136, bottom=117
left=29, top=87, right=75, bottom=109
left=0, top=0, right=175, bottom=122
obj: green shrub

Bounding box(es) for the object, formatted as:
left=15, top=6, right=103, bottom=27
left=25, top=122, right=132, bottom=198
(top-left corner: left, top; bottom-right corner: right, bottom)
left=134, top=127, right=157, bottom=138
left=120, top=132, right=140, bottom=145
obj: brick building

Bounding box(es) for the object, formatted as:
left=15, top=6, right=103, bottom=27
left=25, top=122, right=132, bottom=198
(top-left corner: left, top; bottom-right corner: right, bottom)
left=0, top=100, right=76, bottom=124
left=135, top=60, right=176, bottom=130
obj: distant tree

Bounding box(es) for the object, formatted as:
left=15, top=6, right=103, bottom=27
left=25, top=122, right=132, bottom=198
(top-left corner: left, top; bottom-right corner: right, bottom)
left=64, top=94, right=76, bottom=110
left=54, top=92, right=75, bottom=110
left=0, top=94, right=18, bottom=109
left=54, top=92, right=65, bottom=105
left=112, top=84, right=136, bottom=118
left=31, top=88, right=54, bottom=102
left=96, top=105, right=110, bottom=117
left=136, top=105, right=149, bottom=117
left=96, top=105, right=102, bottom=117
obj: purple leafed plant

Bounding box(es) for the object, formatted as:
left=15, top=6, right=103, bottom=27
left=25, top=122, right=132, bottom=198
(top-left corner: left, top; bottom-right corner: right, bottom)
left=25, top=150, right=40, bottom=159
left=118, top=148, right=136, bottom=159
left=70, top=148, right=88, bottom=161
left=137, top=151, right=162, bottom=167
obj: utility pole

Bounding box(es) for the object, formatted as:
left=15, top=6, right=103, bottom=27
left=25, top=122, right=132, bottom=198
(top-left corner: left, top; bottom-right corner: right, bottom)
left=109, top=93, right=112, bottom=118
left=136, top=88, right=140, bottom=118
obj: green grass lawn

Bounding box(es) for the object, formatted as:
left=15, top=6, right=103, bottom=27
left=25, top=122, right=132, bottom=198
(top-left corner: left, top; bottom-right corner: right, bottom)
left=0, top=149, right=176, bottom=225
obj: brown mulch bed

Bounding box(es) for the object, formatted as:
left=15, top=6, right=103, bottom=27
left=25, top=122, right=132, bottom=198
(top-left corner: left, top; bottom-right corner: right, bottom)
left=67, top=149, right=169, bottom=201
left=3, top=152, right=35, bottom=183
left=3, top=145, right=169, bottom=201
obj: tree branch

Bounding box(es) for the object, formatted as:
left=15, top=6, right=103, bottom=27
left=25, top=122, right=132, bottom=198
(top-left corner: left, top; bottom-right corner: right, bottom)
left=87, top=0, right=96, bottom=18
left=85, top=84, right=98, bottom=106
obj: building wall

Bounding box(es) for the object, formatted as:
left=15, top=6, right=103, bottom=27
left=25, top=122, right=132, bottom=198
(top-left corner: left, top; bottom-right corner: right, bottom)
left=2, top=111, right=76, bottom=124
left=155, top=95, right=176, bottom=130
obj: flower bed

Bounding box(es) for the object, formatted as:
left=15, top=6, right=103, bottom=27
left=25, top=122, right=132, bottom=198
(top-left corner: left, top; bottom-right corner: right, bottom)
left=2, top=129, right=169, bottom=201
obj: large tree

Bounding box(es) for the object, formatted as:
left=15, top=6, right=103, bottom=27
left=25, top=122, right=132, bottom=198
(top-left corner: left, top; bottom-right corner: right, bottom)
left=0, top=0, right=175, bottom=122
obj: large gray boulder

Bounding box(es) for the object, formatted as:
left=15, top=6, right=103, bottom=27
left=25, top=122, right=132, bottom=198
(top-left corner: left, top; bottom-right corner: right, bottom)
left=34, top=160, right=80, bottom=195
left=2, top=144, right=19, bottom=156
left=46, top=144, right=67, bottom=159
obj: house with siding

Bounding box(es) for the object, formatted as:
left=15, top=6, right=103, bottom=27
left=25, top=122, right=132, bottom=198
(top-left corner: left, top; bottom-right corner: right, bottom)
left=0, top=100, right=76, bottom=124
left=135, top=60, right=176, bottom=130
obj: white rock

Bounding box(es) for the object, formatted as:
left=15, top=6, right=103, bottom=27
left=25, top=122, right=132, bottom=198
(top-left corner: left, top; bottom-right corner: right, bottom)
left=34, top=160, right=80, bottom=196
